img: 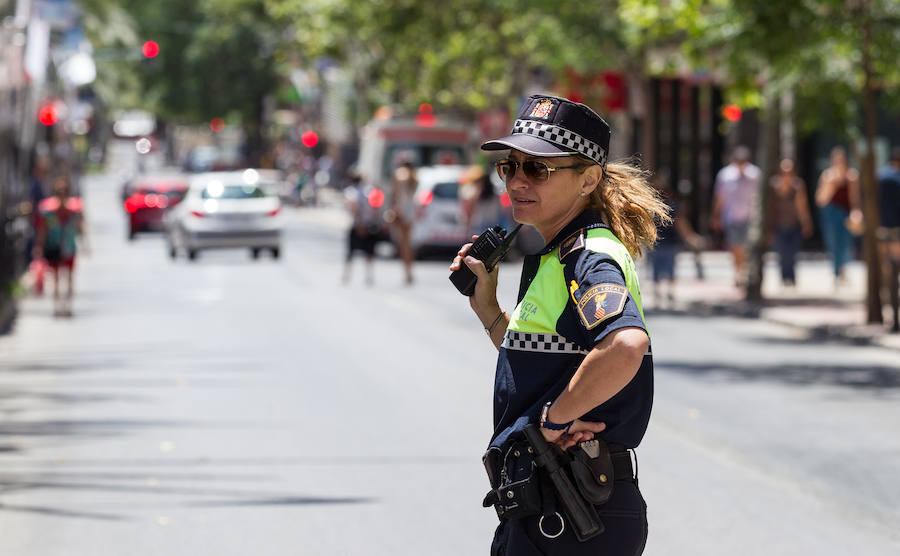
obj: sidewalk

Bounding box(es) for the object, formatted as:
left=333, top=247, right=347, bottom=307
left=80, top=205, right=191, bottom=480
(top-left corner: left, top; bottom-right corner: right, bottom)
left=646, top=251, right=900, bottom=351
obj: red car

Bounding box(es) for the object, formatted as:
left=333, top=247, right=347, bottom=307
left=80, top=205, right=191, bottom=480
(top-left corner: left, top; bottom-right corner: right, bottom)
left=123, top=176, right=189, bottom=239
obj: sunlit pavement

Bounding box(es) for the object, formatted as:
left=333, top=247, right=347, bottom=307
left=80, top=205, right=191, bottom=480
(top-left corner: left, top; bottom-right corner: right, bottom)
left=1, top=169, right=899, bottom=555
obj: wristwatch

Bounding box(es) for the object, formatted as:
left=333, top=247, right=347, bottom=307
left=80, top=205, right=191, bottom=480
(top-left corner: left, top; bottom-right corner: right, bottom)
left=539, top=401, right=573, bottom=432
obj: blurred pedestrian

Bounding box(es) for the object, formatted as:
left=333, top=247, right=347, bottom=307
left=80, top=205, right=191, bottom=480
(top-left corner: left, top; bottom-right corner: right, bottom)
left=33, top=175, right=87, bottom=317
left=815, top=146, right=861, bottom=284
left=649, top=182, right=703, bottom=308
left=459, top=164, right=485, bottom=234
left=452, top=94, right=670, bottom=555
left=767, top=158, right=814, bottom=287
left=877, top=147, right=900, bottom=331
left=460, top=164, right=502, bottom=236
left=390, top=161, right=416, bottom=285
left=25, top=156, right=49, bottom=268
left=342, top=170, right=379, bottom=285
left=711, top=146, right=760, bottom=287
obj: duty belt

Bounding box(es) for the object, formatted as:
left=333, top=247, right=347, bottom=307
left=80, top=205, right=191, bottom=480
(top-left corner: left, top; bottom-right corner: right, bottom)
left=482, top=437, right=638, bottom=537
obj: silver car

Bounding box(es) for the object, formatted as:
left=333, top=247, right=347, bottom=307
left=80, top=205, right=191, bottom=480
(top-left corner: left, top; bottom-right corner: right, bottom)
left=165, top=170, right=282, bottom=261
left=409, top=165, right=471, bottom=257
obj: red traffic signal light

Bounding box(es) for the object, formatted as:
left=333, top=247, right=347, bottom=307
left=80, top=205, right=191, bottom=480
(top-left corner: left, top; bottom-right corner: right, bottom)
left=722, top=104, right=743, bottom=122
left=38, top=104, right=58, bottom=126
left=415, top=103, right=436, bottom=127
left=142, top=41, right=160, bottom=59
left=301, top=130, right=319, bottom=148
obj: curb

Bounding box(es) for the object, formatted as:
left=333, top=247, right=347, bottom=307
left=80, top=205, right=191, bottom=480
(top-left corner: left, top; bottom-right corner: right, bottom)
left=685, top=298, right=900, bottom=352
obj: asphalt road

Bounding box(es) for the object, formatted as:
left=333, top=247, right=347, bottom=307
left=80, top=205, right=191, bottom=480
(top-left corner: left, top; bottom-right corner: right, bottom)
left=1, top=169, right=899, bottom=555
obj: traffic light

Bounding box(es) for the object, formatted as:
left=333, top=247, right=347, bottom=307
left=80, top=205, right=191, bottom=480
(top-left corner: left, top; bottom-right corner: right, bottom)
left=722, top=104, right=743, bottom=122
left=415, top=103, right=436, bottom=127
left=38, top=104, right=58, bottom=126
left=301, top=130, right=319, bottom=148
left=142, top=41, right=160, bottom=59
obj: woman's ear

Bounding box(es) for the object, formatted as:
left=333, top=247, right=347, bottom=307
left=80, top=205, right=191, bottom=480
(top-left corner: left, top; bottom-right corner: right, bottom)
left=582, top=166, right=603, bottom=194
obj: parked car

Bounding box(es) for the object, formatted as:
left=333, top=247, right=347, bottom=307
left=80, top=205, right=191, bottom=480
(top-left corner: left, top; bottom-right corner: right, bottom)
left=408, top=165, right=471, bottom=257
left=164, top=170, right=282, bottom=261
left=123, top=175, right=189, bottom=240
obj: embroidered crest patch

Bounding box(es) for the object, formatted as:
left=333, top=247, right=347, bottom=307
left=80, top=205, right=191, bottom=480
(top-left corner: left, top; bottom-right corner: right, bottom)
left=530, top=99, right=554, bottom=119
left=575, top=284, right=628, bottom=329
left=558, top=230, right=585, bottom=261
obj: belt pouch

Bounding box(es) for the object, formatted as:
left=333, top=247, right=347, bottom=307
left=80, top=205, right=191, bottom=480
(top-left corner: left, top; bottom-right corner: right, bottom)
left=482, top=444, right=542, bottom=521
left=569, top=439, right=615, bottom=506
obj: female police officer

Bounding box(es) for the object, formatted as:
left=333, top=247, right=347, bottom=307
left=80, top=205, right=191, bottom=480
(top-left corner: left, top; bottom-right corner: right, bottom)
left=450, top=95, right=669, bottom=555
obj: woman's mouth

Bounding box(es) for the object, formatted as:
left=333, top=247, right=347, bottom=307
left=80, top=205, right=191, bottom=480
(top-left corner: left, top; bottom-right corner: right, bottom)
left=512, top=197, right=536, bottom=204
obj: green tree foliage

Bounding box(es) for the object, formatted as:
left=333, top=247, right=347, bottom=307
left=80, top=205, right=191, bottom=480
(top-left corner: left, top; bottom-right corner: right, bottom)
left=81, top=0, right=283, bottom=163
left=267, top=0, right=656, bottom=122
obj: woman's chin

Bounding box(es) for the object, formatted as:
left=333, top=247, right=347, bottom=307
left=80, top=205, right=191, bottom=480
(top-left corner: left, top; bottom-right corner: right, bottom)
left=511, top=205, right=537, bottom=224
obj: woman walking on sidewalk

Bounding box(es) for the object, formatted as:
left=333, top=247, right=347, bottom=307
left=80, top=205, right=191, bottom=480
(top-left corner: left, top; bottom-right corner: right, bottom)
left=452, top=95, right=669, bottom=555
left=816, top=147, right=861, bottom=284
left=33, top=175, right=86, bottom=317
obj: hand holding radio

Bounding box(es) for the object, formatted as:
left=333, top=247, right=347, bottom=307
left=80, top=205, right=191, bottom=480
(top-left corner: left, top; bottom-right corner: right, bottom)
left=450, top=236, right=499, bottom=315
left=450, top=224, right=522, bottom=315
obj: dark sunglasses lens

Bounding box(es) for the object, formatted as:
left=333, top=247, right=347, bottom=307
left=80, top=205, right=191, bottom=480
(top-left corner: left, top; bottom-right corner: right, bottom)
left=496, top=161, right=515, bottom=180
left=523, top=160, right=550, bottom=181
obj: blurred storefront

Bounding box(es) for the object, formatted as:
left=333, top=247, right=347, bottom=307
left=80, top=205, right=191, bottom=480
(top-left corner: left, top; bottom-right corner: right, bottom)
left=1, top=0, right=88, bottom=331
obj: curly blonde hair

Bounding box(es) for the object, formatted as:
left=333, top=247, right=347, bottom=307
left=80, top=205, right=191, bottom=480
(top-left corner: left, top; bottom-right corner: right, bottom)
left=577, top=156, right=672, bottom=257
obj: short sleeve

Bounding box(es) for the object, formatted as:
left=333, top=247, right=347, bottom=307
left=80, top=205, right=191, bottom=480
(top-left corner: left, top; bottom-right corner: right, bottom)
left=567, top=250, right=647, bottom=349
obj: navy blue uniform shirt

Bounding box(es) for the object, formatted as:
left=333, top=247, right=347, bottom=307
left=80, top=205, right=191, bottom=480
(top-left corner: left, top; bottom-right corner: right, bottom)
left=489, top=210, right=653, bottom=452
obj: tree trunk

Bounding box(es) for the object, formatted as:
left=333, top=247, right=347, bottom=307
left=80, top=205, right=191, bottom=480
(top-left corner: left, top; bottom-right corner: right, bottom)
left=745, top=88, right=779, bottom=302
left=860, top=13, right=883, bottom=323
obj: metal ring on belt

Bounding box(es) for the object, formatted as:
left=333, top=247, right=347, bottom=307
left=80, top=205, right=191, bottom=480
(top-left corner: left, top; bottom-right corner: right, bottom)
left=538, top=512, right=565, bottom=539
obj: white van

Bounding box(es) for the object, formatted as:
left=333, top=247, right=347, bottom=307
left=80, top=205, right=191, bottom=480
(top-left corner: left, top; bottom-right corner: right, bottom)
left=356, top=117, right=476, bottom=241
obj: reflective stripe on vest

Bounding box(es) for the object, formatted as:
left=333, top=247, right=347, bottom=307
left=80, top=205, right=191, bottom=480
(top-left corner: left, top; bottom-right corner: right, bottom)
left=506, top=227, right=645, bottom=339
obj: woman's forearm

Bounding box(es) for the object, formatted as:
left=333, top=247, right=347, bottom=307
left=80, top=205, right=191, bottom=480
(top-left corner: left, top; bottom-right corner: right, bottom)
left=475, top=305, right=507, bottom=350
left=546, top=327, right=648, bottom=424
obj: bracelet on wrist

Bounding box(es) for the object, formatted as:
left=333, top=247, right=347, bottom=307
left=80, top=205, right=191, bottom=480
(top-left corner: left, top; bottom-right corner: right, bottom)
left=539, top=401, right=574, bottom=433
left=485, top=310, right=505, bottom=336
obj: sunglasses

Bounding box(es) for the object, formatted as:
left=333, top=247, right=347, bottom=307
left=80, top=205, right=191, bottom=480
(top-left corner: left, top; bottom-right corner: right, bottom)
left=495, top=158, right=588, bottom=183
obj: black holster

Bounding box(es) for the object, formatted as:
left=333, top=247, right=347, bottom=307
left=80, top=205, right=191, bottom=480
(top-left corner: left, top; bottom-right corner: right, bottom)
left=482, top=443, right=542, bottom=521
left=522, top=425, right=604, bottom=542
left=482, top=428, right=632, bottom=543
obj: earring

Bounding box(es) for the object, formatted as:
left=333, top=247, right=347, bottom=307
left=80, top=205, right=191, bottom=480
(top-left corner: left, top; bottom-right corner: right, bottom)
left=580, top=191, right=587, bottom=197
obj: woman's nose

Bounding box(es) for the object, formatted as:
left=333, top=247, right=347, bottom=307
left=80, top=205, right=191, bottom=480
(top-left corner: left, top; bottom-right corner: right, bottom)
left=506, top=172, right=529, bottom=190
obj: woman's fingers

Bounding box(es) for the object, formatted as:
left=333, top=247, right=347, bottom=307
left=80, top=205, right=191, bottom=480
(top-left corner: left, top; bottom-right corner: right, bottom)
left=464, top=255, right=489, bottom=278
left=449, top=242, right=474, bottom=271
left=569, top=420, right=606, bottom=435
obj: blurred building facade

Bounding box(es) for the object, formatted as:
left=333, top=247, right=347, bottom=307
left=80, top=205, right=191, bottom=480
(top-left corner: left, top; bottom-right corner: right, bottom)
left=1, top=0, right=89, bottom=331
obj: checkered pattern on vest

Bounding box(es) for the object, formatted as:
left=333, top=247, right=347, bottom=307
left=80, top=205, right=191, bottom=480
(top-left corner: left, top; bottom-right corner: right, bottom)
left=502, top=331, right=589, bottom=354
left=512, top=119, right=607, bottom=166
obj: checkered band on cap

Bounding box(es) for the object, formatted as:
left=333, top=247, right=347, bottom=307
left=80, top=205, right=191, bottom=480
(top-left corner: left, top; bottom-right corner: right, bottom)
left=513, top=119, right=607, bottom=166
left=501, top=331, right=589, bottom=354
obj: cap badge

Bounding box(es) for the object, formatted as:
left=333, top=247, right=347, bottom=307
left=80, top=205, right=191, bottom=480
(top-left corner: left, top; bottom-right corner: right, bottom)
left=529, top=99, right=554, bottom=119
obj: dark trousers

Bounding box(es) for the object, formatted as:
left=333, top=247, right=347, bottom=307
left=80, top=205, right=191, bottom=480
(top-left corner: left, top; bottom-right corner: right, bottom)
left=490, top=481, right=647, bottom=556
left=774, top=225, right=802, bottom=283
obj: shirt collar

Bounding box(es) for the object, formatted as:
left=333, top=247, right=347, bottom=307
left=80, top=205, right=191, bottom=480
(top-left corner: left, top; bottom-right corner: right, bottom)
left=535, top=209, right=608, bottom=255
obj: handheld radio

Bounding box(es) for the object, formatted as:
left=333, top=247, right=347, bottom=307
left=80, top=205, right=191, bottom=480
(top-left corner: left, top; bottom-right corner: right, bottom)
left=450, top=224, right=523, bottom=296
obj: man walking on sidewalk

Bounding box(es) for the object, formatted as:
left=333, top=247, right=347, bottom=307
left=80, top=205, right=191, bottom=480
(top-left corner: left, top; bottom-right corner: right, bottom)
left=711, top=146, right=760, bottom=287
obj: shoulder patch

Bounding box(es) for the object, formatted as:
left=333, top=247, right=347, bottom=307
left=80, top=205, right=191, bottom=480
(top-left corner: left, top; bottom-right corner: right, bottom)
left=575, top=284, right=628, bottom=329
left=558, top=229, right=585, bottom=261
